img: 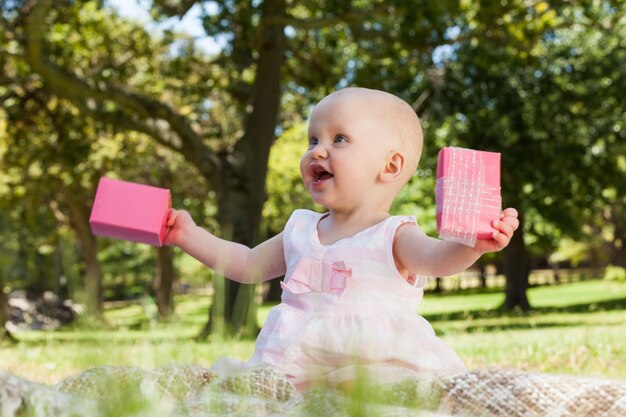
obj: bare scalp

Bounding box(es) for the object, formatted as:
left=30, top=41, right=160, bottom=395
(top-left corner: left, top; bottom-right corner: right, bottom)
left=321, top=87, right=423, bottom=181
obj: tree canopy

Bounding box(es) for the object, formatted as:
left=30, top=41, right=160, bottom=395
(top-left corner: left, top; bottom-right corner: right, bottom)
left=1, top=0, right=624, bottom=334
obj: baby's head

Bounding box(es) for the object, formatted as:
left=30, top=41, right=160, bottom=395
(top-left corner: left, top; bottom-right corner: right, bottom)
left=301, top=87, right=423, bottom=210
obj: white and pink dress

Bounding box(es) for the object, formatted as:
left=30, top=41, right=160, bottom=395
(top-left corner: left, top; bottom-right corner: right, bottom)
left=213, top=209, right=466, bottom=390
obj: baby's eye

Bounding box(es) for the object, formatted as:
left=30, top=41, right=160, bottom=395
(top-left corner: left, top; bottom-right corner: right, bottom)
left=334, top=135, right=347, bottom=143
left=308, top=137, right=319, bottom=146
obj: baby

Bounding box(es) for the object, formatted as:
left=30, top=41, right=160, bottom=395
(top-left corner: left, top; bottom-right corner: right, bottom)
left=165, top=87, right=519, bottom=390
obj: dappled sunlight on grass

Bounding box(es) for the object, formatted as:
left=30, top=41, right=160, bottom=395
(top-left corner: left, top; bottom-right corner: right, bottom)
left=528, top=279, right=626, bottom=309
left=2, top=337, right=255, bottom=385
left=419, top=291, right=504, bottom=316
left=423, top=280, right=626, bottom=379
left=452, top=323, right=626, bottom=379
left=1, top=279, right=625, bottom=385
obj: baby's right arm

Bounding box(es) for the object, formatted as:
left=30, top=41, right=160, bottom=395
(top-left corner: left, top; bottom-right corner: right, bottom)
left=164, top=209, right=286, bottom=284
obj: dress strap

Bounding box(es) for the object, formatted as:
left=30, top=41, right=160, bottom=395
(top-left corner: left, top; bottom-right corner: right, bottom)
left=282, top=209, right=324, bottom=258
left=384, top=215, right=429, bottom=289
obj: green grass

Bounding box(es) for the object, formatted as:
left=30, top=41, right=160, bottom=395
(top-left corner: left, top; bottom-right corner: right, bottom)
left=420, top=280, right=626, bottom=379
left=1, top=279, right=625, bottom=384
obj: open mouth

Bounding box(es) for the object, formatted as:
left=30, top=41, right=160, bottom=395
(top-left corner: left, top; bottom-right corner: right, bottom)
left=312, top=165, right=334, bottom=183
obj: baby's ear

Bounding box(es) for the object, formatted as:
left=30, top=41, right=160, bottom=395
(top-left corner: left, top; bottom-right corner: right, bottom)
left=380, top=151, right=405, bottom=183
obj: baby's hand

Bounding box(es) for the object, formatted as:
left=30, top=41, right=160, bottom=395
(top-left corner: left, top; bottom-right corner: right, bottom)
left=473, top=208, right=519, bottom=254
left=164, top=209, right=197, bottom=248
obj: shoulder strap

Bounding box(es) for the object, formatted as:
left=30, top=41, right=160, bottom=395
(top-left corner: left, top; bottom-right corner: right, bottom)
left=384, top=215, right=430, bottom=288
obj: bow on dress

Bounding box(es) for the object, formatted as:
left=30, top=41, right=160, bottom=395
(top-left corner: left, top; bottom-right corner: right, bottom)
left=280, top=257, right=351, bottom=296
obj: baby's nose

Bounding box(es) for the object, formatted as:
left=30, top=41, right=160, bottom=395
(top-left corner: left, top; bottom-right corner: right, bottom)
left=311, top=144, right=328, bottom=159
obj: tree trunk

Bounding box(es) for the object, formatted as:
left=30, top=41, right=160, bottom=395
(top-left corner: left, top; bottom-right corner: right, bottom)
left=83, top=239, right=103, bottom=317
left=198, top=0, right=287, bottom=339
left=34, top=252, right=47, bottom=295
left=478, top=261, right=487, bottom=288
left=55, top=238, right=70, bottom=300
left=264, top=278, right=283, bottom=302
left=155, top=245, right=175, bottom=320
left=608, top=208, right=626, bottom=268
left=0, top=275, right=6, bottom=326
left=434, top=277, right=443, bottom=293
left=552, top=262, right=561, bottom=284
left=501, top=214, right=531, bottom=310
left=22, top=0, right=284, bottom=335
left=0, top=273, right=7, bottom=331
left=59, top=186, right=103, bottom=317
left=198, top=169, right=262, bottom=339
left=0, top=274, right=16, bottom=342
left=610, top=248, right=626, bottom=268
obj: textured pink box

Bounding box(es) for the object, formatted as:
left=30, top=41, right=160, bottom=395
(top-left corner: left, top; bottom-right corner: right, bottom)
left=89, top=177, right=171, bottom=247
left=435, top=147, right=502, bottom=245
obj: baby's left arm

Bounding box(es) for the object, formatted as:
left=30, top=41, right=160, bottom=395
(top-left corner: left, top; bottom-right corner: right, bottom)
left=393, top=208, right=519, bottom=277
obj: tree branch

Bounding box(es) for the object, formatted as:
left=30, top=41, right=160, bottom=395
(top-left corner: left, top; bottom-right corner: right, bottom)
left=22, top=0, right=221, bottom=186
left=265, top=4, right=389, bottom=31
left=151, top=0, right=198, bottom=18
left=266, top=14, right=353, bottom=30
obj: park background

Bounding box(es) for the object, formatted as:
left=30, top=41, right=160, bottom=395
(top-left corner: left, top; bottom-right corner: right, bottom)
left=0, top=0, right=625, bottom=386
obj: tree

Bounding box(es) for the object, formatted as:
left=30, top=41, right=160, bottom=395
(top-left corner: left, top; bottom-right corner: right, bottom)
left=434, top=1, right=626, bottom=308
left=0, top=272, right=15, bottom=341
left=0, top=211, right=8, bottom=338
left=2, top=0, right=211, bottom=319
left=15, top=0, right=620, bottom=325
left=16, top=0, right=459, bottom=337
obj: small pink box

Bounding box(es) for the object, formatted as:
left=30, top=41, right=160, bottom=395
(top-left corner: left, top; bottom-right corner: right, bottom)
left=435, top=147, right=502, bottom=245
left=89, top=177, right=171, bottom=247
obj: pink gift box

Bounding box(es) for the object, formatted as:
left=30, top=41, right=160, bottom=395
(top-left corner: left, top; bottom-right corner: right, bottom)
left=89, top=177, right=171, bottom=247
left=435, top=147, right=502, bottom=246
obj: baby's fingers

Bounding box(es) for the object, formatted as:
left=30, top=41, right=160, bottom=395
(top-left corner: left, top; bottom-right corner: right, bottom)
left=492, top=219, right=515, bottom=239
left=500, top=207, right=518, bottom=218
left=167, top=209, right=179, bottom=226
left=491, top=228, right=511, bottom=249
left=499, top=208, right=520, bottom=230
left=498, top=216, right=519, bottom=234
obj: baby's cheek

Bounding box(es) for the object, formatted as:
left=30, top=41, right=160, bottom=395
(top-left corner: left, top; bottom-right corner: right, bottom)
left=299, top=158, right=309, bottom=180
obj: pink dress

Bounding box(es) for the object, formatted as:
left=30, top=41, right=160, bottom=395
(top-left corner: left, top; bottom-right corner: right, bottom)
left=212, top=209, right=466, bottom=390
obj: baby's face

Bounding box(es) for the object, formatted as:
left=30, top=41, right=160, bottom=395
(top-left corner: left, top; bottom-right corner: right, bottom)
left=300, top=91, right=394, bottom=210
